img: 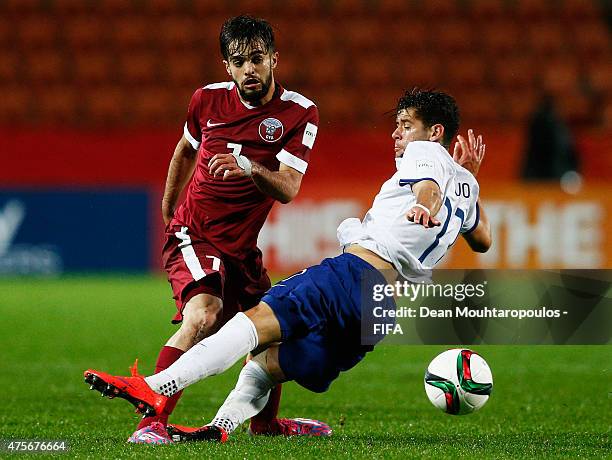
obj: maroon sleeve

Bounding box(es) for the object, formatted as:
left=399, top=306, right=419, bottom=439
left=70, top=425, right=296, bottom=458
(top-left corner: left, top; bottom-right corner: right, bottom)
left=183, top=88, right=203, bottom=150
left=276, top=105, right=319, bottom=174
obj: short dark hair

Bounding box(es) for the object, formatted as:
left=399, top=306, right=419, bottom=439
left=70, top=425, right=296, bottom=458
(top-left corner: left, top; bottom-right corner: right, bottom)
left=397, top=88, right=460, bottom=147
left=219, top=15, right=275, bottom=60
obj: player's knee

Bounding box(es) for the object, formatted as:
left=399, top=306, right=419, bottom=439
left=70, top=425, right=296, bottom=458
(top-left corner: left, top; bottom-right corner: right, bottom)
left=184, top=311, right=221, bottom=344
left=251, top=347, right=285, bottom=383
left=245, top=302, right=283, bottom=344
left=180, top=296, right=223, bottom=344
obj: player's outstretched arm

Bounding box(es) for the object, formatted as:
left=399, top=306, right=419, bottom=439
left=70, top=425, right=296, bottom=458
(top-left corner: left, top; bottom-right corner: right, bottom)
left=162, top=135, right=197, bottom=225
left=463, top=199, right=491, bottom=253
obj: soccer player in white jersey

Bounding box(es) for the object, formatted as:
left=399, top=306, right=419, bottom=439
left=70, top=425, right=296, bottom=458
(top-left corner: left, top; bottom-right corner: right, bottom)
left=84, top=89, right=491, bottom=442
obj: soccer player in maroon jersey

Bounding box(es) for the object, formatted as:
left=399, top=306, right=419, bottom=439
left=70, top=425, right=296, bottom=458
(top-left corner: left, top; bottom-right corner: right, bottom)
left=84, top=93, right=489, bottom=444
left=127, top=15, right=325, bottom=443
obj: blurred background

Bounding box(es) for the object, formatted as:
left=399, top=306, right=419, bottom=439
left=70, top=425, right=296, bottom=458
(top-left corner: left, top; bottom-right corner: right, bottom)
left=0, top=0, right=611, bottom=276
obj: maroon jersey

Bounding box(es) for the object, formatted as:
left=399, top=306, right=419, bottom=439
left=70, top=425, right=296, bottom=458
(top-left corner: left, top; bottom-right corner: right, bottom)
left=174, top=81, right=319, bottom=259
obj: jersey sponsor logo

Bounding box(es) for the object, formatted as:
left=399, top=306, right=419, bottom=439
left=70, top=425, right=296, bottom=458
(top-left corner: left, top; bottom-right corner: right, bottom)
left=416, top=160, right=434, bottom=171
left=259, top=118, right=284, bottom=143
left=302, top=122, right=318, bottom=149
left=207, top=119, right=224, bottom=128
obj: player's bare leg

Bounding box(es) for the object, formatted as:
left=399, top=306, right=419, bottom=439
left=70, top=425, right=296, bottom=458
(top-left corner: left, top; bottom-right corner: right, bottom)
left=167, top=345, right=331, bottom=440
left=167, top=293, right=224, bottom=350
left=132, top=293, right=222, bottom=441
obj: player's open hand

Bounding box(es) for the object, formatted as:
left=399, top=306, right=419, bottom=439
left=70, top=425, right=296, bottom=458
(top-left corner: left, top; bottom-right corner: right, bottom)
left=208, top=153, right=247, bottom=180
left=452, top=129, right=486, bottom=177
left=406, top=205, right=441, bottom=228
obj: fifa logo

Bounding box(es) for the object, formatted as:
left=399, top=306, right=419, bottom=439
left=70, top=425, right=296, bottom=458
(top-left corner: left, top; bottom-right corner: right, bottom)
left=258, top=117, right=284, bottom=143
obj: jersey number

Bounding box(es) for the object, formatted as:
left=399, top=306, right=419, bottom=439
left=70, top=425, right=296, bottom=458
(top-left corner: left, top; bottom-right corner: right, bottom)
left=227, top=142, right=242, bottom=157
left=418, top=197, right=465, bottom=264
left=206, top=255, right=221, bottom=272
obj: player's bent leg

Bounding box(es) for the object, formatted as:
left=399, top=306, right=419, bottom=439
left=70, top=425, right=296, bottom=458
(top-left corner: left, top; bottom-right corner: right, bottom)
left=166, top=293, right=224, bottom=351
left=248, top=346, right=332, bottom=437
left=244, top=302, right=283, bottom=347
left=251, top=345, right=286, bottom=382
left=85, top=305, right=282, bottom=415
left=168, top=357, right=276, bottom=442
left=134, top=292, right=223, bottom=432
left=248, top=346, right=284, bottom=433
left=144, top=304, right=281, bottom=393
left=168, top=348, right=284, bottom=442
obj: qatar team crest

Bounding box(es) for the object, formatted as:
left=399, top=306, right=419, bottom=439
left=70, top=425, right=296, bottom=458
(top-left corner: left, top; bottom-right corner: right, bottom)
left=258, top=118, right=284, bottom=143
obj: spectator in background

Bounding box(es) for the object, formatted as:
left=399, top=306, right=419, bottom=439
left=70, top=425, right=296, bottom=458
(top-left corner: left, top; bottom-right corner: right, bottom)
left=521, top=94, right=580, bottom=181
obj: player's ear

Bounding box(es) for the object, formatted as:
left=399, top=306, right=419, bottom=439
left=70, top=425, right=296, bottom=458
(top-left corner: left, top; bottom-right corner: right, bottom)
left=271, top=52, right=278, bottom=70
left=429, top=124, right=445, bottom=143
left=223, top=60, right=231, bottom=76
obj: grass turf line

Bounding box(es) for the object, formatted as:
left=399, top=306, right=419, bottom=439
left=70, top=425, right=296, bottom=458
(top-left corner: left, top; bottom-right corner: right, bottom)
left=0, top=275, right=609, bottom=459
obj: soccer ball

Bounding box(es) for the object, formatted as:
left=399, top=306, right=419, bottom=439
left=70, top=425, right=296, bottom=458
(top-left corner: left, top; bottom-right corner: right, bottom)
left=424, top=349, right=493, bottom=415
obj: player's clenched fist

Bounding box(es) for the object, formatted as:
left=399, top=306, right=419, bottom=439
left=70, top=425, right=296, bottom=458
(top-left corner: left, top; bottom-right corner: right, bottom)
left=406, top=204, right=441, bottom=228
left=208, top=153, right=250, bottom=180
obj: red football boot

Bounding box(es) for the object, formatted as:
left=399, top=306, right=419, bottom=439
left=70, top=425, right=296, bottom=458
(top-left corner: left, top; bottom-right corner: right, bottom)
left=166, top=424, right=229, bottom=443
left=84, top=359, right=168, bottom=417
left=249, top=418, right=332, bottom=437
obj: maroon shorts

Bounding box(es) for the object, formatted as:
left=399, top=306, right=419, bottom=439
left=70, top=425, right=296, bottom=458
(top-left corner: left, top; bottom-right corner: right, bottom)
left=162, top=224, right=271, bottom=324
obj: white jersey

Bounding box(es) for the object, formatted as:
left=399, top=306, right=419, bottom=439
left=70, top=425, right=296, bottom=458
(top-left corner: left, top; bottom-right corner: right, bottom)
left=337, top=141, right=480, bottom=281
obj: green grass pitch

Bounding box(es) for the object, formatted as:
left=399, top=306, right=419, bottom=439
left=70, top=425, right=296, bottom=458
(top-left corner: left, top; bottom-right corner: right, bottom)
left=0, top=275, right=609, bottom=459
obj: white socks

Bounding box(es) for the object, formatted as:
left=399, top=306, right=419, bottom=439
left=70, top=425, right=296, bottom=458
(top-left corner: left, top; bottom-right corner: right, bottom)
left=145, top=312, right=258, bottom=396
left=143, top=313, right=274, bottom=435
left=210, top=360, right=275, bottom=434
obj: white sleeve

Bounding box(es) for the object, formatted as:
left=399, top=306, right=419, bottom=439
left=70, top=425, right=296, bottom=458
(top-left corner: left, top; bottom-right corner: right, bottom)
left=461, top=180, right=481, bottom=233
left=398, top=141, right=447, bottom=191
left=184, top=122, right=201, bottom=150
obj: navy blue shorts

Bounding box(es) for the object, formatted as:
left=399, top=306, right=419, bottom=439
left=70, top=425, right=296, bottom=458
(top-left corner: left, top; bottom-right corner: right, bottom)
left=261, top=253, right=391, bottom=393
